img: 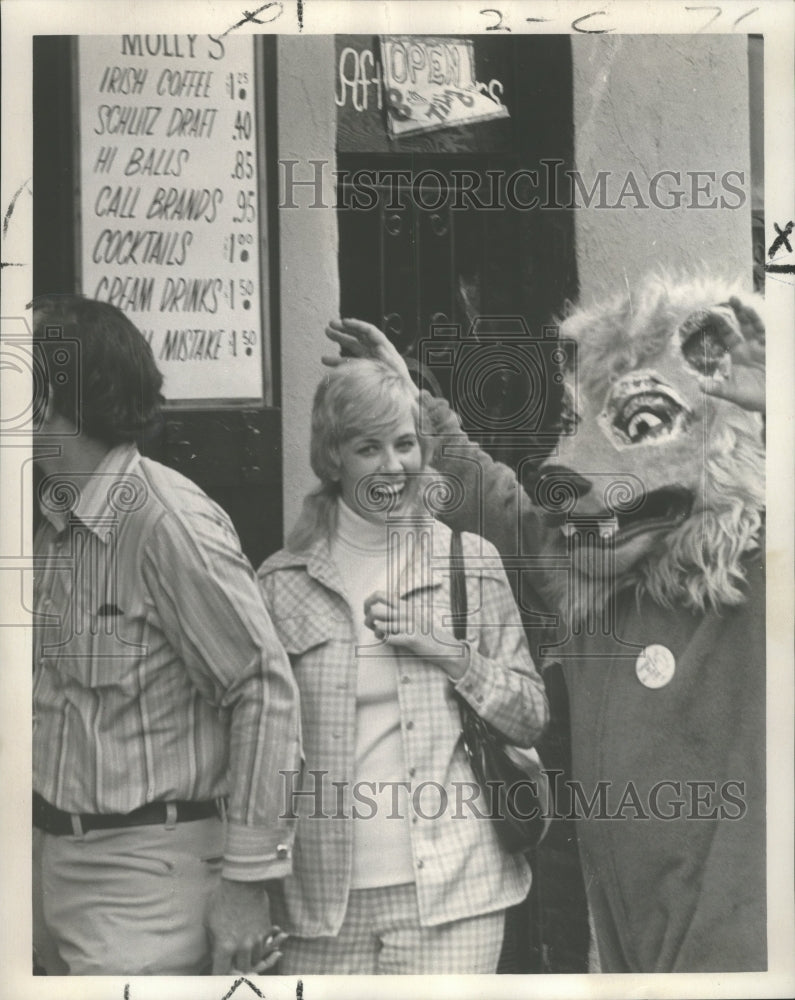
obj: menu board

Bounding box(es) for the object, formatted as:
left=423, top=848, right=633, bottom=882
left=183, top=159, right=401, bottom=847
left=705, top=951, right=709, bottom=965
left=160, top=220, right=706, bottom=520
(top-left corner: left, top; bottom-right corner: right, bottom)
left=77, top=35, right=267, bottom=404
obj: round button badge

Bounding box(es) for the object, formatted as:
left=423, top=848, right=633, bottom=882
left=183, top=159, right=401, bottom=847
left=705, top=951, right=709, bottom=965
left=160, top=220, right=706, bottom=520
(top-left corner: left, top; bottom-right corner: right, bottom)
left=635, top=644, right=676, bottom=689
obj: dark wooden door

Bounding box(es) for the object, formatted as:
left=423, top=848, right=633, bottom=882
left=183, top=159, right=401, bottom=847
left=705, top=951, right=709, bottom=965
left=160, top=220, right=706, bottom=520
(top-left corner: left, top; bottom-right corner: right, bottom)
left=336, top=34, right=590, bottom=973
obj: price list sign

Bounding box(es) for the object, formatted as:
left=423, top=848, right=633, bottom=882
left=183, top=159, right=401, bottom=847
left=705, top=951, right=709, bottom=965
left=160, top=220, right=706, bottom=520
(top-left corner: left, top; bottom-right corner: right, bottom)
left=78, top=35, right=267, bottom=404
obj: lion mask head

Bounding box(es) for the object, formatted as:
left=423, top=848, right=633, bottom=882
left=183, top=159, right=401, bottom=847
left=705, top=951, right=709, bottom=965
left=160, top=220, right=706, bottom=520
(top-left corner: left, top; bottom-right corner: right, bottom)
left=537, top=274, right=765, bottom=617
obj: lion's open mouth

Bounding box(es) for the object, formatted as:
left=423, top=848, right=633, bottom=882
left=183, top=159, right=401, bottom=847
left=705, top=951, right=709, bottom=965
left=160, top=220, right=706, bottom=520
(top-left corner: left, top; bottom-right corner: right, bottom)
left=558, top=486, right=694, bottom=546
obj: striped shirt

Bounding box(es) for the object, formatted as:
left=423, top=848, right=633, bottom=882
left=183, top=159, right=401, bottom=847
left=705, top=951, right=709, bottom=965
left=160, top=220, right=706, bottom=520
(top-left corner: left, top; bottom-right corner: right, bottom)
left=33, top=443, right=301, bottom=880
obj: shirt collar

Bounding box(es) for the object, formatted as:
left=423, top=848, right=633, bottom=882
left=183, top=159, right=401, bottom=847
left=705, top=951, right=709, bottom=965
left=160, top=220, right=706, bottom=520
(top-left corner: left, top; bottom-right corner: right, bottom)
left=38, top=442, right=142, bottom=538
left=274, top=516, right=452, bottom=601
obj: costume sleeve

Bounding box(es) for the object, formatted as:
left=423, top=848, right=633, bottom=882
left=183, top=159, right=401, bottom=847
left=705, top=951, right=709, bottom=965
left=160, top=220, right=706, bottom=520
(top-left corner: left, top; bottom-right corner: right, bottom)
left=451, top=535, right=549, bottom=748
left=421, top=390, right=546, bottom=559
left=421, top=389, right=560, bottom=661
left=142, top=507, right=301, bottom=882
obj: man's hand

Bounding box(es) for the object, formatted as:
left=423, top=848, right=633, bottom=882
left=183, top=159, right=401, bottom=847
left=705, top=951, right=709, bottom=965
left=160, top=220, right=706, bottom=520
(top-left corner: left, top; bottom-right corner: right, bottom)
left=323, top=318, right=416, bottom=391
left=700, top=298, right=765, bottom=413
left=206, top=878, right=283, bottom=974
left=700, top=349, right=765, bottom=412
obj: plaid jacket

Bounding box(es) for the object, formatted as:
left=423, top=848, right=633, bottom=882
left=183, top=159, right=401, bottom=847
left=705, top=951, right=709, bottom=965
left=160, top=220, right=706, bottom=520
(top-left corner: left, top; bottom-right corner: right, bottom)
left=257, top=517, right=548, bottom=935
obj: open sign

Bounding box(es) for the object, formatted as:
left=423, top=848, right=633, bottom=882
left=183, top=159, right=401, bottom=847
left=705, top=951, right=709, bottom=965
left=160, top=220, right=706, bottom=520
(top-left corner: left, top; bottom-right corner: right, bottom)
left=380, top=36, right=509, bottom=137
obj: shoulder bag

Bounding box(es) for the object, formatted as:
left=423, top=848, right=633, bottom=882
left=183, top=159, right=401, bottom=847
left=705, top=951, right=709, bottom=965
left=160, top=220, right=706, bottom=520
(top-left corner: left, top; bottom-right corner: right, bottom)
left=449, top=530, right=551, bottom=854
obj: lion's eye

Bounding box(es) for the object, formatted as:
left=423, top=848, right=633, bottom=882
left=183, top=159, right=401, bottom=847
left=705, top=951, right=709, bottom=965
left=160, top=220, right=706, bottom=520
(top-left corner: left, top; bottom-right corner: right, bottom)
left=606, top=388, right=691, bottom=446
left=626, top=411, right=662, bottom=441
left=599, top=371, right=692, bottom=449
left=615, top=393, right=683, bottom=444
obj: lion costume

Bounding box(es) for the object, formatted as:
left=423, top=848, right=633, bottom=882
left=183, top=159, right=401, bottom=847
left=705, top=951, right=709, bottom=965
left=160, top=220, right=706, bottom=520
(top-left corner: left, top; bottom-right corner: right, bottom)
left=424, top=275, right=766, bottom=972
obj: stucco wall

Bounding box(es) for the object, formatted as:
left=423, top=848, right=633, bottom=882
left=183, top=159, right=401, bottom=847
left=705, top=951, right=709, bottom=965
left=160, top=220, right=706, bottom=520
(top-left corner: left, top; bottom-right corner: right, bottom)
left=278, top=36, right=339, bottom=534
left=277, top=35, right=753, bottom=528
left=571, top=35, right=752, bottom=304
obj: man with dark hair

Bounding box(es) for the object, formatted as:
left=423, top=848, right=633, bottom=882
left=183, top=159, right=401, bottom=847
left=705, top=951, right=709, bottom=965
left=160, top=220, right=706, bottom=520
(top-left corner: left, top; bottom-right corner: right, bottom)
left=32, top=294, right=166, bottom=445
left=31, top=294, right=301, bottom=975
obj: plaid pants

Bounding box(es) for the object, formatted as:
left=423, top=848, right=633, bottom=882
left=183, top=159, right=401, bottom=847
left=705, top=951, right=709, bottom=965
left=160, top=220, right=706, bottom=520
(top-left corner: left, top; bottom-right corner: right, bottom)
left=280, top=883, right=505, bottom=974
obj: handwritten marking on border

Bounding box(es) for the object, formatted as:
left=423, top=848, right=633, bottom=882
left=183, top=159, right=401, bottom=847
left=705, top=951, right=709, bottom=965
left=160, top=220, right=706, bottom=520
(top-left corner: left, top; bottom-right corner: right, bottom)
left=221, top=2, right=284, bottom=37
left=572, top=10, right=614, bottom=33
left=123, top=978, right=306, bottom=999
left=221, top=976, right=267, bottom=999
left=684, top=5, right=722, bottom=30
left=733, top=6, right=758, bottom=26
left=768, top=221, right=793, bottom=258
left=765, top=219, right=795, bottom=278
left=477, top=4, right=759, bottom=34
left=3, top=178, right=31, bottom=238
left=481, top=8, right=511, bottom=31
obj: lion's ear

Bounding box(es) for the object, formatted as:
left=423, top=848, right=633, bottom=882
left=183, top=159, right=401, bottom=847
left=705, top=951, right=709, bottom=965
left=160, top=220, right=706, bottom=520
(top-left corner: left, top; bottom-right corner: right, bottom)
left=678, top=305, right=742, bottom=377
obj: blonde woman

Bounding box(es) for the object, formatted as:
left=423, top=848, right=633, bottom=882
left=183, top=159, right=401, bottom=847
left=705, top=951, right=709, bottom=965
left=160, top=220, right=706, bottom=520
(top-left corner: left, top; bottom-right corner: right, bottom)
left=258, top=359, right=548, bottom=974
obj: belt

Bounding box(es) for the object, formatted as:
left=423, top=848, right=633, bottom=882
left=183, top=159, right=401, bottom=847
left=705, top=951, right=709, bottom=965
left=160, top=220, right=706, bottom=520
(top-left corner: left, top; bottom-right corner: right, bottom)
left=33, top=792, right=221, bottom=836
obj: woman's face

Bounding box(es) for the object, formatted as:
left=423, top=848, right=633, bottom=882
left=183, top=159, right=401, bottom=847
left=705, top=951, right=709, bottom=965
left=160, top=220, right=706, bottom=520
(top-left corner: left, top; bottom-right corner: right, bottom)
left=337, top=409, right=424, bottom=524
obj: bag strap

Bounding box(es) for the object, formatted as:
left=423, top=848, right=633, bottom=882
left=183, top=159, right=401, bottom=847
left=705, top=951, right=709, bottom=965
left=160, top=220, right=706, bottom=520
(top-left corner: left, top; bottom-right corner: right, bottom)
left=449, top=530, right=467, bottom=641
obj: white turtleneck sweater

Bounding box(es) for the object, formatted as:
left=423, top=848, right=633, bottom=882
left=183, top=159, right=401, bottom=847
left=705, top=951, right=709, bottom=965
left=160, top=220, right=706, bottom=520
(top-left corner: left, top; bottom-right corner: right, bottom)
left=330, top=499, right=416, bottom=888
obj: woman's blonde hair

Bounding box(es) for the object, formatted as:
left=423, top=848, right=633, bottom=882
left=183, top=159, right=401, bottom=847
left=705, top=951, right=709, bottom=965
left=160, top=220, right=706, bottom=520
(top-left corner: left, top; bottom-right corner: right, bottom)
left=287, top=359, right=434, bottom=552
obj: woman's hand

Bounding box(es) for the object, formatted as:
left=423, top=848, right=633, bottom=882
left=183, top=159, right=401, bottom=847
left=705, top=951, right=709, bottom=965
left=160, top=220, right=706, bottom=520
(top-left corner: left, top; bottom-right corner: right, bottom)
left=324, top=318, right=416, bottom=391
left=700, top=297, right=765, bottom=413
left=363, top=590, right=469, bottom=680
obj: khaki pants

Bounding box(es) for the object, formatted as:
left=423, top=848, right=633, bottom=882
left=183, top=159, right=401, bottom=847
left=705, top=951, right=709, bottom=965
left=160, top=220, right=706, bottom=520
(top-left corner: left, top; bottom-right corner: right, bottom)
left=34, top=816, right=223, bottom=975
